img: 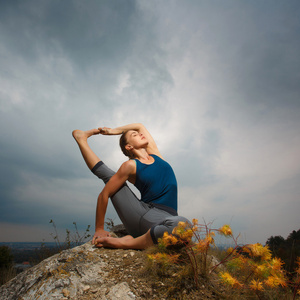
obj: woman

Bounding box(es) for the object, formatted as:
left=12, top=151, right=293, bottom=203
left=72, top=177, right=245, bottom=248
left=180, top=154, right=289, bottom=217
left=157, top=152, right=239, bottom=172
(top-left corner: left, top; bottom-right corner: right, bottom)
left=72, top=123, right=189, bottom=250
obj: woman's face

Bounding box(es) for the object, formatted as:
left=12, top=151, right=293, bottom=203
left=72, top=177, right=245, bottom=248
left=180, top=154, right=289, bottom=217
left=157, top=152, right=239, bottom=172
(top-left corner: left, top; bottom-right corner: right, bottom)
left=125, top=130, right=148, bottom=150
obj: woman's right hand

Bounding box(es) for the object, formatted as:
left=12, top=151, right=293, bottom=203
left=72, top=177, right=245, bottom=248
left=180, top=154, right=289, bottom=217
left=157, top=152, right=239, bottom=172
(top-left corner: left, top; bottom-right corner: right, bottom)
left=98, top=127, right=112, bottom=135
left=92, top=229, right=111, bottom=244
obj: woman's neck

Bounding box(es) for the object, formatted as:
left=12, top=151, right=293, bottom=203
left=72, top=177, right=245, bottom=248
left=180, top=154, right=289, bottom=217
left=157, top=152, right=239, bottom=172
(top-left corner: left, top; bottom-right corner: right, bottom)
left=133, top=148, right=152, bottom=162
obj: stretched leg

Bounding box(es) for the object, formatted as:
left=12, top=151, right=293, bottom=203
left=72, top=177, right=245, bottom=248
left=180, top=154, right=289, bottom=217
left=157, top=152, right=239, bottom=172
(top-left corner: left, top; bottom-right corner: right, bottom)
left=95, top=229, right=154, bottom=250
left=92, top=163, right=153, bottom=238
left=72, top=129, right=101, bottom=170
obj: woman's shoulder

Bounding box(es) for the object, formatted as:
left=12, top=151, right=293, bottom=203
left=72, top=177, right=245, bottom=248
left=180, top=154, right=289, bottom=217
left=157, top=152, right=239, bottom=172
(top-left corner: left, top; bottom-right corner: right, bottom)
left=119, top=160, right=137, bottom=183
left=150, top=153, right=164, bottom=161
left=119, top=159, right=136, bottom=175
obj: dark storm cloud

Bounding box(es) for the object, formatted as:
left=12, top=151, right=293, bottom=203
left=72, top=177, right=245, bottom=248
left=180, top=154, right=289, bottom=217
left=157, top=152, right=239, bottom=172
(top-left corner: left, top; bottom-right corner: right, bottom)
left=0, top=0, right=136, bottom=68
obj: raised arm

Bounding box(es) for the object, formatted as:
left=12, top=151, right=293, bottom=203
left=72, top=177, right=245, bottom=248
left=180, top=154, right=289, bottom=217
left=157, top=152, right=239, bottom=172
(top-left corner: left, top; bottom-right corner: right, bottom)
left=99, top=123, right=161, bottom=157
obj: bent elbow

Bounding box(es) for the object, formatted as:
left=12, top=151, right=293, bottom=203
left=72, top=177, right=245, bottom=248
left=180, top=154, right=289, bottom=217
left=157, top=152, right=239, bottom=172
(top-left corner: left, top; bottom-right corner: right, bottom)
left=98, top=191, right=107, bottom=202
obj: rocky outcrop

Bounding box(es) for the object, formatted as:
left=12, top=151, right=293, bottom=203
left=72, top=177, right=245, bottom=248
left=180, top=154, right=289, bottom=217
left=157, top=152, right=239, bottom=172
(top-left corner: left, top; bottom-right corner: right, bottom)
left=1, top=224, right=224, bottom=300
left=0, top=242, right=149, bottom=300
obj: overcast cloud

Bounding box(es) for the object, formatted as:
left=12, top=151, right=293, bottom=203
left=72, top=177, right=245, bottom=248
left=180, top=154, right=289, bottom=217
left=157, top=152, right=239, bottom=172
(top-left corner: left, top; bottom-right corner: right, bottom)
left=1, top=0, right=299, bottom=244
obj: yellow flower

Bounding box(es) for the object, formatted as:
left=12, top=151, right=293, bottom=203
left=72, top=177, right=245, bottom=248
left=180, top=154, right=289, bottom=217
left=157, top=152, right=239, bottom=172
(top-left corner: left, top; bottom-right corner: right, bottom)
left=250, top=279, right=264, bottom=291
left=219, top=272, right=242, bottom=288
left=247, top=243, right=272, bottom=261
left=204, top=232, right=215, bottom=246
left=227, top=247, right=233, bottom=254
left=171, top=222, right=194, bottom=243
left=270, top=257, right=284, bottom=271
left=192, top=225, right=198, bottom=232
left=226, top=247, right=238, bottom=256
left=183, top=229, right=194, bottom=240
left=219, top=224, right=232, bottom=236
left=148, top=252, right=180, bottom=266
left=254, top=264, right=268, bottom=276
left=178, top=221, right=187, bottom=227
left=194, top=240, right=209, bottom=252
left=161, top=232, right=180, bottom=246
left=264, top=276, right=277, bottom=288
left=172, top=223, right=186, bottom=236
left=273, top=275, right=287, bottom=288
left=169, top=235, right=179, bottom=244
left=264, top=274, right=287, bottom=288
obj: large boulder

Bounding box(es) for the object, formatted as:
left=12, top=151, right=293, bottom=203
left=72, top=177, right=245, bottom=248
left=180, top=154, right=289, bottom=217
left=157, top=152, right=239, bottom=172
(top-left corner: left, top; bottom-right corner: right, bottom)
left=0, top=242, right=147, bottom=300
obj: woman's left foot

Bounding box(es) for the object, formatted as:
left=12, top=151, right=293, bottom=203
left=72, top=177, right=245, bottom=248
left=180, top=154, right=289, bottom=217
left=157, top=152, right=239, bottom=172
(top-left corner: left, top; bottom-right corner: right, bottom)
left=95, top=236, right=123, bottom=249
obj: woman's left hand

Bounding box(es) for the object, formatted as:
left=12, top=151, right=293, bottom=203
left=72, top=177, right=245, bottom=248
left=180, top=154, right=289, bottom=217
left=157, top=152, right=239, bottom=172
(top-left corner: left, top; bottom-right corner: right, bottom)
left=92, top=229, right=111, bottom=244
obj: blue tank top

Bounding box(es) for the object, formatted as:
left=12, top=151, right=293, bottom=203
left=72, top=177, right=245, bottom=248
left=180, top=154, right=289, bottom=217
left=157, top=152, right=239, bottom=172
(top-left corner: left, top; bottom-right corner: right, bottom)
left=134, top=154, right=178, bottom=212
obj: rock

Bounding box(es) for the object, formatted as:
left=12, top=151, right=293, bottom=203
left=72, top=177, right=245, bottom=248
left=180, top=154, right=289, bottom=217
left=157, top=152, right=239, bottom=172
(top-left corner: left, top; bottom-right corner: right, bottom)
left=106, top=282, right=136, bottom=299
left=82, top=285, right=90, bottom=292
left=0, top=241, right=138, bottom=300
left=62, top=288, right=70, bottom=297
left=110, top=224, right=128, bottom=237
left=0, top=235, right=224, bottom=299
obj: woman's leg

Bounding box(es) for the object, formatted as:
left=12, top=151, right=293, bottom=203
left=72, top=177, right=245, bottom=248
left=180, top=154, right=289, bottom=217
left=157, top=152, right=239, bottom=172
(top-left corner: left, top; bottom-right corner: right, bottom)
left=150, top=216, right=192, bottom=244
left=72, top=129, right=101, bottom=170
left=92, top=162, right=153, bottom=238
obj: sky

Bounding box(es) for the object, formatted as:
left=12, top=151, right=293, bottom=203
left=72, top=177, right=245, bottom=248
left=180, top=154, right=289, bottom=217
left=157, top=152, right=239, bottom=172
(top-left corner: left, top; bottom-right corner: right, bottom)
left=0, top=0, right=299, bottom=245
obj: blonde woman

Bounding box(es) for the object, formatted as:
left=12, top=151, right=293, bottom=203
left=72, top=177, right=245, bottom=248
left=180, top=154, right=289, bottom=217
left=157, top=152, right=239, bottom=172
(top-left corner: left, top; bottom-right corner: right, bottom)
left=72, top=123, right=189, bottom=249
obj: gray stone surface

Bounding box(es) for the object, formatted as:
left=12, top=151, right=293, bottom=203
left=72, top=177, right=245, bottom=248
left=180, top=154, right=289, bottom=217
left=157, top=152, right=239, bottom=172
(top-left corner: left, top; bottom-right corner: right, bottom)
left=0, top=242, right=137, bottom=300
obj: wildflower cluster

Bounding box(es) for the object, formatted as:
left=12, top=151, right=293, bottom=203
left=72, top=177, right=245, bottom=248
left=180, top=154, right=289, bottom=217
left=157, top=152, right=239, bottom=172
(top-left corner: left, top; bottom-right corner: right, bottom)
left=219, top=243, right=288, bottom=297
left=147, top=219, right=234, bottom=291
left=146, top=219, right=299, bottom=299
left=157, top=220, right=196, bottom=251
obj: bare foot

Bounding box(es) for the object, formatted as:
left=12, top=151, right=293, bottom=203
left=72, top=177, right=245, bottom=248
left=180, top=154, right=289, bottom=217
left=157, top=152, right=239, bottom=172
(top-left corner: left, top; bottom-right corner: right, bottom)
left=95, top=235, right=134, bottom=249
left=72, top=129, right=100, bottom=143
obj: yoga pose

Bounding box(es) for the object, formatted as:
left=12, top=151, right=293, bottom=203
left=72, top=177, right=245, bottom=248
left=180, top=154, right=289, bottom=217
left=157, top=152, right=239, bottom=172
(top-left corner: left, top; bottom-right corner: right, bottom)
left=72, top=123, right=189, bottom=250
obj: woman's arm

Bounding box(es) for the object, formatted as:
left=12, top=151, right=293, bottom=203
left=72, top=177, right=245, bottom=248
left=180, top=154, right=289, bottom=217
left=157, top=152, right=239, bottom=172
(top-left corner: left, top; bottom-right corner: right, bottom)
left=92, top=160, right=136, bottom=244
left=99, top=123, right=161, bottom=157
left=99, top=123, right=142, bottom=135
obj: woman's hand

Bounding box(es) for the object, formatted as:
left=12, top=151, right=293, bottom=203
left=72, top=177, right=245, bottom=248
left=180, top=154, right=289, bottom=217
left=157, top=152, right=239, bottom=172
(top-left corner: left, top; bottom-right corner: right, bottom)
left=98, top=127, right=112, bottom=135
left=92, top=229, right=111, bottom=245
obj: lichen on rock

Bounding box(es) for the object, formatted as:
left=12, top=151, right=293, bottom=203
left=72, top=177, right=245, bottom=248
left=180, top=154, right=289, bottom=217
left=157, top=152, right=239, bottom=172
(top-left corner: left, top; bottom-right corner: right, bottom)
left=0, top=242, right=140, bottom=300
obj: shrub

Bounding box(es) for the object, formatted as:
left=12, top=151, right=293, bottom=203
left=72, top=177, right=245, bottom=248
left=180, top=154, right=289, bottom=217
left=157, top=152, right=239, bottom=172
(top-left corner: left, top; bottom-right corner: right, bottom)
left=49, top=219, right=91, bottom=251
left=147, top=220, right=300, bottom=299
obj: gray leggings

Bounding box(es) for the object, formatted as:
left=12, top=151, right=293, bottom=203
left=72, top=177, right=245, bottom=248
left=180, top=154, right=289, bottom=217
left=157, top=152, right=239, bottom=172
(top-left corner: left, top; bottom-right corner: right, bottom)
left=92, top=161, right=190, bottom=244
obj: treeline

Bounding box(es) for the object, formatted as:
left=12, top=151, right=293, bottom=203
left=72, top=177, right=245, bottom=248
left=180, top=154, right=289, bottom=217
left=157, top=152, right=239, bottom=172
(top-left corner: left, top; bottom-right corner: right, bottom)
left=266, top=229, right=300, bottom=277
left=11, top=246, right=58, bottom=264
left=0, top=244, right=73, bottom=286
left=0, top=246, right=16, bottom=286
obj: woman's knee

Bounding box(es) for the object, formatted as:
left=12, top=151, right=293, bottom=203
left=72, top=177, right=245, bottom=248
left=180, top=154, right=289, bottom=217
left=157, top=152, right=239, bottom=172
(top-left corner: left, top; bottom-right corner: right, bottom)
left=150, top=216, right=191, bottom=244
left=91, top=161, right=115, bottom=183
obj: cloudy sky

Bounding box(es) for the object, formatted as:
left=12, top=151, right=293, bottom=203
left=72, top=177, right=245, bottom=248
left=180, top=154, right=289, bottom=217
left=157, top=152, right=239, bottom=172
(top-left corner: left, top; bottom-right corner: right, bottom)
left=1, top=0, right=299, bottom=245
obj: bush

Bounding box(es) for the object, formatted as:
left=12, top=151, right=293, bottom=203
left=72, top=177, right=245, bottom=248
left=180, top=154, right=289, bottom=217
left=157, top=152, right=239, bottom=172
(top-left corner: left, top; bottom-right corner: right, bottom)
left=146, top=220, right=300, bottom=299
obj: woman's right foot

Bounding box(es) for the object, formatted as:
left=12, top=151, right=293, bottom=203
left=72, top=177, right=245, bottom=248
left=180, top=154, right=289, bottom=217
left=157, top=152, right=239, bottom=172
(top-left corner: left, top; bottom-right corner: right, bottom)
left=72, top=129, right=100, bottom=143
